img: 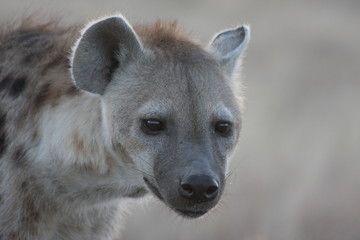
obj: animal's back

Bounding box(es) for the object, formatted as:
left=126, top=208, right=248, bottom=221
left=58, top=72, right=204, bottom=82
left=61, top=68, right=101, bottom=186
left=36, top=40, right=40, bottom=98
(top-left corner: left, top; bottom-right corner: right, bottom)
left=0, top=20, right=80, bottom=115
left=0, top=19, right=79, bottom=159
left=0, top=20, right=84, bottom=239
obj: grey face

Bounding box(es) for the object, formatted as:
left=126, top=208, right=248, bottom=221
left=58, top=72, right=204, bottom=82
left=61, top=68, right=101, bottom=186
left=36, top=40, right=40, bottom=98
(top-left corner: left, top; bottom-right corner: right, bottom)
left=105, top=48, right=241, bottom=218
left=71, top=16, right=250, bottom=218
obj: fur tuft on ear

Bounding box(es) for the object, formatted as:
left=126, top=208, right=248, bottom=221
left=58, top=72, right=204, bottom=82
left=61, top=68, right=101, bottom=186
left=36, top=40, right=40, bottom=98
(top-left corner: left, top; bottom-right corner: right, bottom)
left=71, top=15, right=143, bottom=95
left=209, top=25, right=250, bottom=77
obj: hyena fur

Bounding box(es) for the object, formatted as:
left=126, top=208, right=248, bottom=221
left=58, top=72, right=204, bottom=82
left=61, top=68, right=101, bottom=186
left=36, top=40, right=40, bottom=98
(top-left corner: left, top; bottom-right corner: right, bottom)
left=0, top=14, right=250, bottom=240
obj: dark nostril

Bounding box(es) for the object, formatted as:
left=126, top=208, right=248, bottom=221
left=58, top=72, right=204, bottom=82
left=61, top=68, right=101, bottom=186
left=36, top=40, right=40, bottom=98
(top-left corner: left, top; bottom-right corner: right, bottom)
left=178, top=175, right=219, bottom=202
left=180, top=183, right=194, bottom=197
left=206, top=185, right=218, bottom=196
left=205, top=180, right=219, bottom=200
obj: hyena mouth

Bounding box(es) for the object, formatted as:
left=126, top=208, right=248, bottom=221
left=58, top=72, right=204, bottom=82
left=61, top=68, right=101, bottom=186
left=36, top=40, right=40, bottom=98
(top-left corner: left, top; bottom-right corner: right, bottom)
left=143, top=177, right=210, bottom=218
left=143, top=177, right=163, bottom=200
left=174, top=208, right=208, bottom=218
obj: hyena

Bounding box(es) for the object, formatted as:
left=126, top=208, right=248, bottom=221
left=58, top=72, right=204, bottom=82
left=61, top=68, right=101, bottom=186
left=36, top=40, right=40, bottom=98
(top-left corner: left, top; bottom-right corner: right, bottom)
left=0, top=14, right=250, bottom=239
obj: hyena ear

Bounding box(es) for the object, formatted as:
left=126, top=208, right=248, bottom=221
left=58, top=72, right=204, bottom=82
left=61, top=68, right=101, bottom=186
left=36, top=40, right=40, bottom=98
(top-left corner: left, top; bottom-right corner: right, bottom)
left=209, top=25, right=250, bottom=77
left=71, top=16, right=143, bottom=95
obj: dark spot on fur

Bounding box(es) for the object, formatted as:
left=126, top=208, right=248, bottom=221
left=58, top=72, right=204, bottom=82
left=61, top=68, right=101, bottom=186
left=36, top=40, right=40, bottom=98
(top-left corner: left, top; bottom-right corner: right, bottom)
left=0, top=194, right=2, bottom=203
left=19, top=33, right=55, bottom=64
left=16, top=31, right=52, bottom=51
left=73, top=132, right=84, bottom=153
left=0, top=110, right=5, bottom=128
left=0, top=74, right=13, bottom=91
left=0, top=110, right=7, bottom=157
left=35, top=82, right=75, bottom=109
left=74, top=225, right=84, bottom=232
left=34, top=83, right=51, bottom=109
left=23, top=195, right=40, bottom=227
left=56, top=184, right=66, bottom=195
left=126, top=187, right=148, bottom=198
left=66, top=85, right=79, bottom=96
left=31, top=129, right=39, bottom=141
left=16, top=31, right=42, bottom=45
left=12, top=146, right=27, bottom=167
left=21, top=181, right=28, bottom=190
left=8, top=232, right=17, bottom=239
left=91, top=224, right=102, bottom=234
left=27, top=206, right=40, bottom=221
left=40, top=55, right=64, bottom=75
left=18, top=178, right=42, bottom=233
left=0, top=132, right=6, bottom=158
left=10, top=77, right=27, bottom=97
left=23, top=52, right=37, bottom=63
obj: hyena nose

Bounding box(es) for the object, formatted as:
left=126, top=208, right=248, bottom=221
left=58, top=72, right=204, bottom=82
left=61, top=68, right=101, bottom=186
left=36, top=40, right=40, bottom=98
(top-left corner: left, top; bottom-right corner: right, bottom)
left=178, top=175, right=219, bottom=202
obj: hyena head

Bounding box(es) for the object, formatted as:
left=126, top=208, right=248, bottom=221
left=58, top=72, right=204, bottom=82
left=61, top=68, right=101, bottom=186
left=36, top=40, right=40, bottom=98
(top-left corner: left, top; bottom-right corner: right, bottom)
left=71, top=16, right=249, bottom=218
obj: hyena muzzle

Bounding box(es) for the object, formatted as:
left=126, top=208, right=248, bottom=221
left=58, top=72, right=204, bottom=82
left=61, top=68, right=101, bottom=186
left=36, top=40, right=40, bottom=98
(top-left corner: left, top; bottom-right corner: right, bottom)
left=0, top=15, right=249, bottom=239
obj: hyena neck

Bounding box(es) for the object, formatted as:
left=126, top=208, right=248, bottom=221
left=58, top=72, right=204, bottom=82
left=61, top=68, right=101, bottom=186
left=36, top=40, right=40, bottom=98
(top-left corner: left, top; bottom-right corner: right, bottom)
left=34, top=91, right=147, bottom=204
left=36, top=91, right=120, bottom=175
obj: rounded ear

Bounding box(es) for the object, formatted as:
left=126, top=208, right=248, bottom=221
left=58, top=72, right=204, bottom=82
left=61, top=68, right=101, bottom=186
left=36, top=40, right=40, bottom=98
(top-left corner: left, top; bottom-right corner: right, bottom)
left=209, top=25, right=250, bottom=77
left=71, top=16, right=143, bottom=95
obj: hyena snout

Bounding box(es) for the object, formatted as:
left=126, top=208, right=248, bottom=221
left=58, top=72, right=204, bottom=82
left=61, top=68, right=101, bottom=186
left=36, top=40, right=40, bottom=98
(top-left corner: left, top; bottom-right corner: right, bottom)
left=178, top=175, right=219, bottom=203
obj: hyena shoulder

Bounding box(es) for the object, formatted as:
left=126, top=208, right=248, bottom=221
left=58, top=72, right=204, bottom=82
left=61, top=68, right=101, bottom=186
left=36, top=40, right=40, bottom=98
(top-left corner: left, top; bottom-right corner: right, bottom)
left=0, top=19, right=81, bottom=158
left=0, top=18, right=80, bottom=107
left=0, top=19, right=85, bottom=238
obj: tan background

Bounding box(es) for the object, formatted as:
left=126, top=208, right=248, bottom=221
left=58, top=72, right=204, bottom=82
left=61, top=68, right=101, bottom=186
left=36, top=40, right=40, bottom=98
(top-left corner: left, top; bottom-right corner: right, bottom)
left=1, top=0, right=360, bottom=239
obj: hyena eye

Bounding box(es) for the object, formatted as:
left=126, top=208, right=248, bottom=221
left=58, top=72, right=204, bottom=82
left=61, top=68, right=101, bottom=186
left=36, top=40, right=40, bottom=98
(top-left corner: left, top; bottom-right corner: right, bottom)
left=214, top=121, right=232, bottom=136
left=142, top=119, right=165, bottom=133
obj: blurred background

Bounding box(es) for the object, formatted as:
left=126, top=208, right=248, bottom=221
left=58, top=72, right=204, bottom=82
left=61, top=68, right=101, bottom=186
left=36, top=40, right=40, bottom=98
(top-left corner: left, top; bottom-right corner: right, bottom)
left=1, top=0, right=359, bottom=239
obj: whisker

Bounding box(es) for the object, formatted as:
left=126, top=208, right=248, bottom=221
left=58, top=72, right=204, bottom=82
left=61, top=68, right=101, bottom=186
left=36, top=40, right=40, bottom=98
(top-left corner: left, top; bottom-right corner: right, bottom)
left=225, top=152, right=255, bottom=180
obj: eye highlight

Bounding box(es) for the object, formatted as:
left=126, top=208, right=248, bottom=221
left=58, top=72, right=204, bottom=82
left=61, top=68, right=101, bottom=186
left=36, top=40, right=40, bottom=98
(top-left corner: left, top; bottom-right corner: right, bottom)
left=142, top=119, right=165, bottom=134
left=214, top=121, right=232, bottom=136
